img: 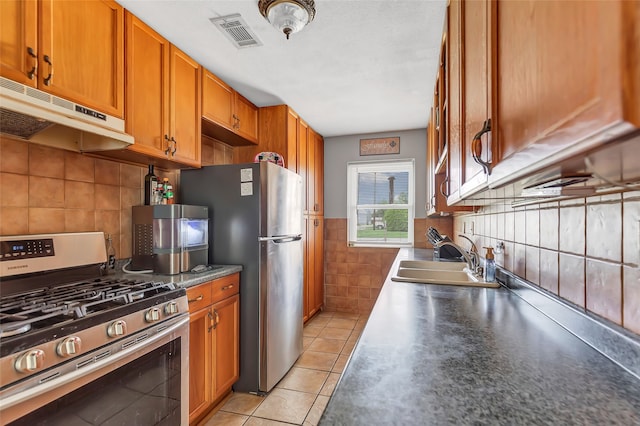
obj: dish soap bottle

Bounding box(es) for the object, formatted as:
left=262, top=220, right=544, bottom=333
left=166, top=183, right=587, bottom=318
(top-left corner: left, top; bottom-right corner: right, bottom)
left=483, top=246, right=496, bottom=282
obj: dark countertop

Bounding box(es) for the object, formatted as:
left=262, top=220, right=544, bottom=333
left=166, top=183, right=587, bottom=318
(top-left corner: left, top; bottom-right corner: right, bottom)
left=116, top=263, right=242, bottom=289
left=320, top=248, right=640, bottom=425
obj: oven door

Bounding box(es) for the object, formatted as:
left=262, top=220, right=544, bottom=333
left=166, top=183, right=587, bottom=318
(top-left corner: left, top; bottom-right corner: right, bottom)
left=1, top=316, right=189, bottom=425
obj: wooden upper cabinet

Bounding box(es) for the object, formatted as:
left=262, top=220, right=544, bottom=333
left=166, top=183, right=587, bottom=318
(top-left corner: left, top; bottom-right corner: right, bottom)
left=308, top=129, right=324, bottom=215
left=458, top=0, right=495, bottom=198
left=0, top=0, right=124, bottom=118
left=124, top=12, right=200, bottom=168
left=0, top=0, right=37, bottom=86
left=491, top=0, right=639, bottom=186
left=202, top=71, right=234, bottom=129
left=170, top=46, right=201, bottom=166
left=125, top=13, right=169, bottom=158
left=201, top=69, right=258, bottom=146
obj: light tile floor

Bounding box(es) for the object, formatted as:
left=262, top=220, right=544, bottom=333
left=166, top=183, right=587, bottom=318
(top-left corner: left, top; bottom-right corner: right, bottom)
left=201, top=311, right=366, bottom=426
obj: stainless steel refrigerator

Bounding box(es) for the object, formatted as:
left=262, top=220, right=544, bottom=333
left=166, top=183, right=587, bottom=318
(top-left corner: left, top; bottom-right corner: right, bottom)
left=181, top=161, right=303, bottom=394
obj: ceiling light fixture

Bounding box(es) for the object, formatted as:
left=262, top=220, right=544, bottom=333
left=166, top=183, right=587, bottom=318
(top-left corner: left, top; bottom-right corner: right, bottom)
left=258, top=0, right=316, bottom=40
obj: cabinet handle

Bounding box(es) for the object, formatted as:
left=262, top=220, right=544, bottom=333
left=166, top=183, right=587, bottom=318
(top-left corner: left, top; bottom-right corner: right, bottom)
left=207, top=311, right=214, bottom=332
left=170, top=136, right=177, bottom=155
left=43, top=55, right=53, bottom=86
left=26, top=47, right=37, bottom=80
left=164, top=134, right=171, bottom=156
left=233, top=114, right=240, bottom=130
left=213, top=309, right=219, bottom=330
left=221, top=284, right=234, bottom=291
left=440, top=176, right=449, bottom=198
left=471, top=118, right=492, bottom=175
left=188, top=294, right=204, bottom=303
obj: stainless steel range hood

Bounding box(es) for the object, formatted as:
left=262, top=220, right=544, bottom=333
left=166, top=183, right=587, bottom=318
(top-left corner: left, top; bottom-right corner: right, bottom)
left=0, top=77, right=134, bottom=152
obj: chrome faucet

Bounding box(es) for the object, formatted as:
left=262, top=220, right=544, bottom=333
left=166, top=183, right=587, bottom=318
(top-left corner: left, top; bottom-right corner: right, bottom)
left=457, top=234, right=482, bottom=276
left=434, top=235, right=482, bottom=276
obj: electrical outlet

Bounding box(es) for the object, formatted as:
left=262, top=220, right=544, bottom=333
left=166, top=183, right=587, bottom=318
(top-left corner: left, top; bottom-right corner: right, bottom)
left=495, top=241, right=505, bottom=254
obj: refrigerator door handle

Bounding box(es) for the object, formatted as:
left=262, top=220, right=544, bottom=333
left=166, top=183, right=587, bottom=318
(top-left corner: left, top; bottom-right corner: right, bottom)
left=258, top=235, right=302, bottom=243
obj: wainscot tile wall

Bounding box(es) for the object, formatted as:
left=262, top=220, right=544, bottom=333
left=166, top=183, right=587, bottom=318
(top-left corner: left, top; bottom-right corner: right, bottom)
left=323, top=216, right=454, bottom=314
left=452, top=189, right=640, bottom=335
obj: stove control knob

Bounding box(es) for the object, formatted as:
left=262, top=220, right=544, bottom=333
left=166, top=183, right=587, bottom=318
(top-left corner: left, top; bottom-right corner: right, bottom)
left=145, top=308, right=161, bottom=323
left=164, top=301, right=179, bottom=315
left=57, top=336, right=82, bottom=357
left=15, top=349, right=45, bottom=373
left=107, top=320, right=127, bottom=337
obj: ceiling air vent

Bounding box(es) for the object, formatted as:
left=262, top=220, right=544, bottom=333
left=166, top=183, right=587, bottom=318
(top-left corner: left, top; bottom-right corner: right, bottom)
left=210, top=14, right=262, bottom=49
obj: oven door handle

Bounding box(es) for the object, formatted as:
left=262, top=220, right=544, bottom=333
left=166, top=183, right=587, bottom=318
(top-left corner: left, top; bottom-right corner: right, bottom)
left=0, top=315, right=190, bottom=415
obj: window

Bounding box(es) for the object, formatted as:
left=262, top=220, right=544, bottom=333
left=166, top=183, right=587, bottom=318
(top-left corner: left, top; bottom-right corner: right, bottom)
left=347, top=159, right=415, bottom=247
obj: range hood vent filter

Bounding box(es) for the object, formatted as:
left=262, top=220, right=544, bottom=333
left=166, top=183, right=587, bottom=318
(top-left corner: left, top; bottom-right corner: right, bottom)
left=210, top=14, right=263, bottom=49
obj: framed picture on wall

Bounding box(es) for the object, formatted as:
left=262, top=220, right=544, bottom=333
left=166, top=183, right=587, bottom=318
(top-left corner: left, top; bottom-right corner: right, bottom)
left=359, top=137, right=400, bottom=156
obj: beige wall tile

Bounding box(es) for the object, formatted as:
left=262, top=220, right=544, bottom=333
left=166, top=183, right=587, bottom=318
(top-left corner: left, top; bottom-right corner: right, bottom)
left=95, top=184, right=120, bottom=210
left=504, top=211, right=515, bottom=241
left=29, top=145, right=64, bottom=178
left=0, top=207, right=28, bottom=235
left=539, top=249, right=559, bottom=294
left=29, top=208, right=65, bottom=234
left=29, top=176, right=64, bottom=208
left=514, top=208, right=526, bottom=244
left=95, top=158, right=120, bottom=185
left=120, top=186, right=141, bottom=212
left=525, top=209, right=539, bottom=246
left=623, top=266, right=640, bottom=334
left=513, top=243, right=526, bottom=278
left=539, top=206, right=559, bottom=250
left=586, top=260, right=622, bottom=324
left=1, top=172, right=28, bottom=207
left=559, top=253, right=585, bottom=307
left=525, top=246, right=540, bottom=285
left=120, top=163, right=143, bottom=188
left=0, top=137, right=29, bottom=174
left=65, top=181, right=95, bottom=209
left=65, top=209, right=95, bottom=233
left=559, top=204, right=585, bottom=255
left=622, top=199, right=640, bottom=266
left=587, top=201, right=622, bottom=262
left=95, top=210, right=120, bottom=237
left=64, top=152, right=94, bottom=182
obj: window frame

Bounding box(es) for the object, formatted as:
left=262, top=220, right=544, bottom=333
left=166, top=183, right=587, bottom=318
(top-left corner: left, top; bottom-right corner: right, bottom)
left=346, top=158, right=415, bottom=248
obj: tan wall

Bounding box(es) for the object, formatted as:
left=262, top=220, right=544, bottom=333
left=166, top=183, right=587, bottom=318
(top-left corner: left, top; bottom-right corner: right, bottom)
left=452, top=192, right=640, bottom=335
left=324, top=216, right=454, bottom=315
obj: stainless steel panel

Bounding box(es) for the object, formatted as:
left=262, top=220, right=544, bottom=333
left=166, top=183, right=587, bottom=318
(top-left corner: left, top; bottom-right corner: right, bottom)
left=259, top=237, right=303, bottom=392
left=261, top=162, right=303, bottom=238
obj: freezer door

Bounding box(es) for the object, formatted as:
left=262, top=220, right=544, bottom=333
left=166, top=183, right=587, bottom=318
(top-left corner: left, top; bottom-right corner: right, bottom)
left=261, top=162, right=303, bottom=237
left=259, top=236, right=303, bottom=392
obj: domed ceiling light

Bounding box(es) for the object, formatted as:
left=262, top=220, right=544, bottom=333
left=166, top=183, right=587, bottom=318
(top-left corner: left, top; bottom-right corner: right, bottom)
left=258, top=0, right=316, bottom=40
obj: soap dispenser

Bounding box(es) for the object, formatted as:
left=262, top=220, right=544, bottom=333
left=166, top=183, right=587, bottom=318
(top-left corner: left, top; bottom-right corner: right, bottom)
left=483, top=246, right=496, bottom=282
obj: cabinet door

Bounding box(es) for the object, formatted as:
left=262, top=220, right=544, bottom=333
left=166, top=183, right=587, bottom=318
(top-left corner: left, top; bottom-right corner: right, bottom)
left=0, top=0, right=37, bottom=86
left=39, top=0, right=124, bottom=117
left=235, top=93, right=259, bottom=144
left=308, top=130, right=324, bottom=215
left=124, top=12, right=170, bottom=158
left=170, top=45, right=201, bottom=167
left=202, top=71, right=234, bottom=130
left=286, top=108, right=299, bottom=172
left=298, top=120, right=309, bottom=213
left=302, top=216, right=312, bottom=322
left=459, top=0, right=493, bottom=196
left=188, top=307, right=212, bottom=423
left=493, top=0, right=636, bottom=185
left=311, top=216, right=324, bottom=315
left=212, top=294, right=240, bottom=400
left=447, top=0, right=463, bottom=199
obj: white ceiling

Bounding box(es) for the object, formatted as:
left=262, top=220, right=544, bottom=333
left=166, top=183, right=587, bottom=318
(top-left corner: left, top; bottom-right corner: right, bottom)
left=116, top=0, right=447, bottom=138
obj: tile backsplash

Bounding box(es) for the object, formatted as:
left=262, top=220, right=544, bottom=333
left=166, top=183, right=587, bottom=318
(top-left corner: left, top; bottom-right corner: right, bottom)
left=453, top=191, right=640, bottom=335
left=0, top=137, right=176, bottom=258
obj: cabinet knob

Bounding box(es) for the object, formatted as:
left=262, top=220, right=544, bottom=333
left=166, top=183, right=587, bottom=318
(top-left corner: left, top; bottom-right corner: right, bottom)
left=471, top=118, right=492, bottom=175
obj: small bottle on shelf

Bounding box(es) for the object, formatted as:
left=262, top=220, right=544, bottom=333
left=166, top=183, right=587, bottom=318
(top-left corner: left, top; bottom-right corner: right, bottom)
left=144, top=165, right=158, bottom=205
left=105, top=234, right=116, bottom=273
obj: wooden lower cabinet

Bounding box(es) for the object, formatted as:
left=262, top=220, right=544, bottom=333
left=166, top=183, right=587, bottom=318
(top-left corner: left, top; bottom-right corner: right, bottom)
left=303, top=215, right=324, bottom=322
left=186, top=273, right=240, bottom=424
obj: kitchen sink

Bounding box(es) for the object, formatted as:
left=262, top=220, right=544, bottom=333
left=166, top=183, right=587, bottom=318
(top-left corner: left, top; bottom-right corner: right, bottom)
left=391, top=261, right=500, bottom=288
left=398, top=260, right=467, bottom=271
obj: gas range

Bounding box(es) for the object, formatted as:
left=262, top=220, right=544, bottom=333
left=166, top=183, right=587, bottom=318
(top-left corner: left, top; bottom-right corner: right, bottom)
left=0, top=232, right=189, bottom=425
